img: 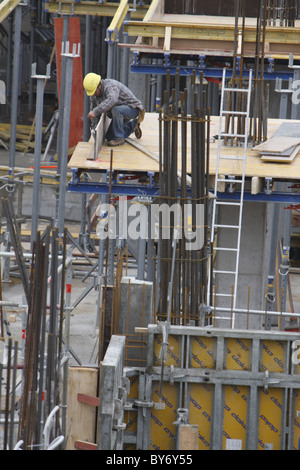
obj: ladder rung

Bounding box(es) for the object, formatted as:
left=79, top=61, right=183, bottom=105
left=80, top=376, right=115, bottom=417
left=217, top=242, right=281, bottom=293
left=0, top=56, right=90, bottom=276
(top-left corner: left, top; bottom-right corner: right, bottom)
left=224, top=87, right=249, bottom=93
left=214, top=247, right=238, bottom=252
left=221, top=132, right=247, bottom=138
left=222, top=110, right=248, bottom=116
left=216, top=201, right=241, bottom=206
left=215, top=293, right=233, bottom=297
left=219, top=156, right=244, bottom=161
left=217, top=178, right=243, bottom=184
left=214, top=270, right=236, bottom=275
left=215, top=224, right=240, bottom=229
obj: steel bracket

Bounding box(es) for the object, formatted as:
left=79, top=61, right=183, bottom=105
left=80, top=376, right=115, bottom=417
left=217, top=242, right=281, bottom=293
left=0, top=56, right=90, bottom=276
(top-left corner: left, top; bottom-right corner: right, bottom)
left=169, top=364, right=185, bottom=385
left=134, top=399, right=154, bottom=408
left=263, top=369, right=281, bottom=391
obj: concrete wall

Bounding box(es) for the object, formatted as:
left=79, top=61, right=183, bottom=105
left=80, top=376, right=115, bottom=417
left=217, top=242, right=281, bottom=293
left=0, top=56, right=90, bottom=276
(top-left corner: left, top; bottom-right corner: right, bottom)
left=18, top=183, right=83, bottom=223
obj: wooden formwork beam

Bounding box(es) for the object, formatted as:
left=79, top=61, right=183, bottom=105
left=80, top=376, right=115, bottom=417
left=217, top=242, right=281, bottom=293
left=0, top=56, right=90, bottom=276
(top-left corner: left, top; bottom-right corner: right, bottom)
left=0, top=0, right=22, bottom=24
left=44, top=1, right=147, bottom=19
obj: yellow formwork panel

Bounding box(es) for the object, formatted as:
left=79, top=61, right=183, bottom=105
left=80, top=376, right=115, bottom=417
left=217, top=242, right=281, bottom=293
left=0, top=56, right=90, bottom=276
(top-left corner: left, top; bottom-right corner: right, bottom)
left=191, top=336, right=215, bottom=368
left=189, top=383, right=212, bottom=450
left=223, top=385, right=249, bottom=449
left=293, top=390, right=300, bottom=450
left=153, top=335, right=181, bottom=367
left=225, top=338, right=251, bottom=371
left=144, top=329, right=300, bottom=450
left=124, top=374, right=139, bottom=450
left=150, top=335, right=180, bottom=450
left=258, top=388, right=283, bottom=450
left=150, top=382, right=178, bottom=451
left=261, top=340, right=285, bottom=373
left=258, top=340, right=285, bottom=449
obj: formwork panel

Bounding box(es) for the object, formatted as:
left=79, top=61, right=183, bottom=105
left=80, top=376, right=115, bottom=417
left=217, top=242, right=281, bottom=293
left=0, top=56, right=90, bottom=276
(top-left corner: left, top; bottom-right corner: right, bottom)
left=124, top=374, right=139, bottom=450
left=189, top=383, right=212, bottom=450
left=223, top=385, right=249, bottom=449
left=293, top=390, right=300, bottom=450
left=225, top=338, right=251, bottom=371
left=191, top=336, right=215, bottom=368
left=258, top=388, right=283, bottom=450
left=122, top=326, right=300, bottom=450
left=153, top=335, right=181, bottom=368
left=150, top=382, right=178, bottom=450
left=261, top=340, right=285, bottom=373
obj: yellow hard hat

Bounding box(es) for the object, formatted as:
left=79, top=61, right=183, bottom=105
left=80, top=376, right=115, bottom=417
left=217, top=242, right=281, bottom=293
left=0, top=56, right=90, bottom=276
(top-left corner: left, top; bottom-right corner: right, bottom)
left=83, top=73, right=101, bottom=96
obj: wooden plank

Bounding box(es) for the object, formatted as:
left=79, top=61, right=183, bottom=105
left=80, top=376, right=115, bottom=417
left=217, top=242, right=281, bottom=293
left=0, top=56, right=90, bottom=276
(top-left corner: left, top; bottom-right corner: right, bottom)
left=253, top=136, right=300, bottom=154
left=106, top=0, right=129, bottom=42
left=143, top=0, right=164, bottom=22
left=74, top=440, right=97, bottom=450
left=66, top=367, right=98, bottom=450
left=44, top=1, right=146, bottom=19
left=178, top=424, right=199, bottom=450
left=261, top=145, right=300, bottom=163
left=77, top=393, right=100, bottom=407
left=0, top=0, right=22, bottom=24
left=163, top=26, right=172, bottom=51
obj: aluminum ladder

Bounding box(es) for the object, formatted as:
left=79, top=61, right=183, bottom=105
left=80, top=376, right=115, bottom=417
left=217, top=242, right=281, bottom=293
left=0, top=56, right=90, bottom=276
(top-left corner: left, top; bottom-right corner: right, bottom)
left=209, top=68, right=253, bottom=328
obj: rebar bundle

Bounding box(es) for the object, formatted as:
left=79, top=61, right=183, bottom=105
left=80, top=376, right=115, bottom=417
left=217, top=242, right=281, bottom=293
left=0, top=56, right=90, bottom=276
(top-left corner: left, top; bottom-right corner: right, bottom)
left=224, top=0, right=269, bottom=146
left=267, top=0, right=297, bottom=26
left=155, top=70, right=211, bottom=326
left=0, top=194, right=69, bottom=449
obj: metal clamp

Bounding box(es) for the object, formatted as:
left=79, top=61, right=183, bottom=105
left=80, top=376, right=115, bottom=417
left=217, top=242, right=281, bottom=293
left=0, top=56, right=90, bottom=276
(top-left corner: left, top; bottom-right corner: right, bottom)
left=169, top=364, right=185, bottom=385
left=263, top=369, right=280, bottom=391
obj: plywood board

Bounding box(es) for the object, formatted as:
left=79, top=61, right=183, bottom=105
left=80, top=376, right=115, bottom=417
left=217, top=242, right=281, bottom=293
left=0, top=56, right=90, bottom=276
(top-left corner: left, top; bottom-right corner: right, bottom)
left=87, top=114, right=112, bottom=160
left=66, top=366, right=98, bottom=450
left=68, top=114, right=300, bottom=181
left=252, top=136, right=300, bottom=154
left=261, top=145, right=300, bottom=163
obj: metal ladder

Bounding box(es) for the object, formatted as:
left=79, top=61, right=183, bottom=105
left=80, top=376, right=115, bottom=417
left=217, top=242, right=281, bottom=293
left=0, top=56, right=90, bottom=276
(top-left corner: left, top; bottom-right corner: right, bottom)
left=209, top=68, right=253, bottom=328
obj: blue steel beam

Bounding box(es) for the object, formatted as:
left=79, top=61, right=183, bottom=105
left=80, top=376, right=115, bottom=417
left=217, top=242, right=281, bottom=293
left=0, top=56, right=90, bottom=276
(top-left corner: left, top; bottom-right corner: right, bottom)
left=129, top=62, right=293, bottom=81
left=67, top=179, right=300, bottom=203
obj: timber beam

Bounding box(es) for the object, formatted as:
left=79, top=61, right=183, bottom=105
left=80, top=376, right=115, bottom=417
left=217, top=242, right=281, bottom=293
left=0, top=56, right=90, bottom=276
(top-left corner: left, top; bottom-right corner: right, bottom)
left=124, top=20, right=300, bottom=59
left=0, top=0, right=22, bottom=24
left=106, top=0, right=129, bottom=43
left=44, top=1, right=147, bottom=19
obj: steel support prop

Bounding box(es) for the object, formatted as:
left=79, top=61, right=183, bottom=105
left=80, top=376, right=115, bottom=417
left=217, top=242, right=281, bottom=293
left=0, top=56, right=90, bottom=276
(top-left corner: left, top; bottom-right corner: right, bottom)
left=8, top=5, right=22, bottom=180
left=30, top=63, right=51, bottom=248
left=57, top=42, right=80, bottom=237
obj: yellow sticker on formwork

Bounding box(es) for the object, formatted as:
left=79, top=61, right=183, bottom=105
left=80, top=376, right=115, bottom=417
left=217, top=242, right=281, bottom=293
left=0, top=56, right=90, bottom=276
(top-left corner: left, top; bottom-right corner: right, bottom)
left=189, top=383, right=212, bottom=450
left=153, top=335, right=180, bottom=368
left=150, top=382, right=178, bottom=451
left=191, top=336, right=215, bottom=369
left=258, top=388, right=283, bottom=450
left=226, top=338, right=251, bottom=371
left=261, top=340, right=285, bottom=373
left=223, top=385, right=249, bottom=450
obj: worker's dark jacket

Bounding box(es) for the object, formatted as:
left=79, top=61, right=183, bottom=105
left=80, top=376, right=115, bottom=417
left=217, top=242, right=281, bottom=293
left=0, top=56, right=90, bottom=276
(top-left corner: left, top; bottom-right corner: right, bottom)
left=89, top=78, right=143, bottom=129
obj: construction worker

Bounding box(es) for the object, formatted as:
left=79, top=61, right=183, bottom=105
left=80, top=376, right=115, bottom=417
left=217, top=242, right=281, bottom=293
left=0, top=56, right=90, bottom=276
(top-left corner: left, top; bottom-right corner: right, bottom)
left=83, top=73, right=145, bottom=147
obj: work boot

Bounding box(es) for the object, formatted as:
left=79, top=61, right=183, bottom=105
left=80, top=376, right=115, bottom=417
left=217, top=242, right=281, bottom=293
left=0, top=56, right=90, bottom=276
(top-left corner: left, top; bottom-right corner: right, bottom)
left=107, top=138, right=125, bottom=147
left=134, top=121, right=142, bottom=139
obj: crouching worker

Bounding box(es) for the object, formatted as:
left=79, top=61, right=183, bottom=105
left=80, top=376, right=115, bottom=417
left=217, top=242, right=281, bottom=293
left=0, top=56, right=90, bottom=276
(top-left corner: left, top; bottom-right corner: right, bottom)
left=83, top=73, right=145, bottom=147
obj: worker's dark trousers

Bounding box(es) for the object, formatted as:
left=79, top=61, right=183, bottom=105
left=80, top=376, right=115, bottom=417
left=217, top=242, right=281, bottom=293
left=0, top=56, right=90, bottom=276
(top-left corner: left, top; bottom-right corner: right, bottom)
left=106, top=105, right=139, bottom=141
